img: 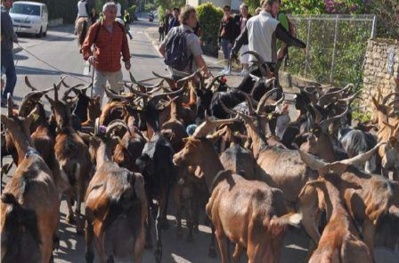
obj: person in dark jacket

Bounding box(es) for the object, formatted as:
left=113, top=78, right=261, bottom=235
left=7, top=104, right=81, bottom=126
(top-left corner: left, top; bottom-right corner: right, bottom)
left=218, top=5, right=238, bottom=75
left=1, top=0, right=18, bottom=107
left=168, top=7, right=180, bottom=32
left=163, top=9, right=172, bottom=35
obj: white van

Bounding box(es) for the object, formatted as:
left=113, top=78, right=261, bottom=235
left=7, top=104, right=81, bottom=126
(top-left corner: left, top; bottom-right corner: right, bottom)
left=10, top=1, right=49, bottom=38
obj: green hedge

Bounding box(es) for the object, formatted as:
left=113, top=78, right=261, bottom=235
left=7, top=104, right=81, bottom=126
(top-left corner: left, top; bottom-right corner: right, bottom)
left=196, top=3, right=223, bottom=57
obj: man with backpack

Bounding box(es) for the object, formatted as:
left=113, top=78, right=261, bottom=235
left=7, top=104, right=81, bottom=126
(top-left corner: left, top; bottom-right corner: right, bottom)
left=159, top=5, right=210, bottom=81
left=82, top=2, right=131, bottom=104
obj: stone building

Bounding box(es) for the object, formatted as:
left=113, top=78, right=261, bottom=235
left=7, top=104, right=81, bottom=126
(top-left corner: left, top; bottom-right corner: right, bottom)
left=363, top=39, right=399, bottom=110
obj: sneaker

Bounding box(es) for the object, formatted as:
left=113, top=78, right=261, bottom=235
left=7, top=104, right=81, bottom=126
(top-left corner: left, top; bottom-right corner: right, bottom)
left=239, top=69, right=249, bottom=76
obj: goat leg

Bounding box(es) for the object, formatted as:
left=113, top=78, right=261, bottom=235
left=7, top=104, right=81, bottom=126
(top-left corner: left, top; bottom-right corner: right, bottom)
left=154, top=208, right=163, bottom=263
left=66, top=191, right=76, bottom=224
left=75, top=184, right=84, bottom=235
left=186, top=197, right=194, bottom=242
left=232, top=243, right=244, bottom=263
left=145, top=203, right=153, bottom=249
left=173, top=183, right=183, bottom=240
left=208, top=224, right=217, bottom=258
left=85, top=221, right=95, bottom=263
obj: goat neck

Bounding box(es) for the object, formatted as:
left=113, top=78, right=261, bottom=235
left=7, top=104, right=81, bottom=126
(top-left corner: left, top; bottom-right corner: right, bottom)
left=1, top=116, right=34, bottom=164
left=198, top=139, right=225, bottom=192
left=94, top=139, right=114, bottom=168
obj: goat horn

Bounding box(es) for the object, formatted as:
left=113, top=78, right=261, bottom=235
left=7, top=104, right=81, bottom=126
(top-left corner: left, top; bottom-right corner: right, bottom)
left=192, top=113, right=239, bottom=138
left=149, top=87, right=185, bottom=106
left=176, top=70, right=199, bottom=87
left=295, top=145, right=327, bottom=171
left=256, top=87, right=278, bottom=114
left=103, top=85, right=132, bottom=100
left=19, top=89, right=53, bottom=117
left=220, top=101, right=237, bottom=116
left=269, top=93, right=285, bottom=107
left=338, top=89, right=362, bottom=104
left=126, top=83, right=149, bottom=98
left=62, top=83, right=87, bottom=101
left=152, top=71, right=176, bottom=90
left=339, top=142, right=385, bottom=167
left=388, top=98, right=399, bottom=107
left=24, top=75, right=38, bottom=91
left=205, top=74, right=224, bottom=90
left=238, top=91, right=255, bottom=115
left=320, top=106, right=349, bottom=127
left=309, top=103, right=324, bottom=125
left=242, top=50, right=270, bottom=77
left=105, top=119, right=131, bottom=137
left=382, top=92, right=399, bottom=105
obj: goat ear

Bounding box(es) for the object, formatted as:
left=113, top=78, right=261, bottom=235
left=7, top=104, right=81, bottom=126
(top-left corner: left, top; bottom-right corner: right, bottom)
left=298, top=179, right=324, bottom=198
left=389, top=137, right=397, bottom=147
left=1, top=114, right=10, bottom=126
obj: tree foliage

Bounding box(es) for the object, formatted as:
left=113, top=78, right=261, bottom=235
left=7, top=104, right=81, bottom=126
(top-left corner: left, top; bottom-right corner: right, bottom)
left=196, top=3, right=223, bottom=56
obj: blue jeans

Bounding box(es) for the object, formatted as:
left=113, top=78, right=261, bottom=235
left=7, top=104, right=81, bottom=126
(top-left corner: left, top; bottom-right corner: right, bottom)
left=1, top=49, right=17, bottom=100
left=220, top=38, right=231, bottom=60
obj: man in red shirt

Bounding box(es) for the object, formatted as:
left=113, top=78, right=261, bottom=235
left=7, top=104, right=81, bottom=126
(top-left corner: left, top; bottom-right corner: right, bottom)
left=82, top=2, right=131, bottom=104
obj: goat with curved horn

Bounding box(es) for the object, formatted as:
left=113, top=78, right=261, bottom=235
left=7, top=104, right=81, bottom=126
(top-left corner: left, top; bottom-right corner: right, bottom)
left=103, top=85, right=134, bottom=100
left=238, top=91, right=256, bottom=115
left=338, top=89, right=362, bottom=104
left=19, top=88, right=54, bottom=117
left=382, top=92, right=399, bottom=105
left=175, top=70, right=199, bottom=87
left=148, top=86, right=185, bottom=106
left=152, top=71, right=176, bottom=89
left=205, top=74, right=225, bottom=90
left=319, top=106, right=349, bottom=127
left=256, top=87, right=278, bottom=114
left=294, top=144, right=327, bottom=171
left=62, top=83, right=88, bottom=101
left=192, top=113, right=239, bottom=138
left=105, top=119, right=132, bottom=137
left=242, top=50, right=270, bottom=77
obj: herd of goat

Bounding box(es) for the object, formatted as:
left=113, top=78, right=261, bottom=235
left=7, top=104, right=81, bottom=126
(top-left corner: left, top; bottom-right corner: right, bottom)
left=1, top=52, right=399, bottom=263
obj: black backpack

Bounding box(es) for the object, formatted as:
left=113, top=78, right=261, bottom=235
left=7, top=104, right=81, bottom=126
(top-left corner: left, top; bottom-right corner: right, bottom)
left=164, top=29, right=193, bottom=71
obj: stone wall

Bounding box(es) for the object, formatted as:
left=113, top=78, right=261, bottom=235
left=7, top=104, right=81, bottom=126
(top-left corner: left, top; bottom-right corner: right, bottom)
left=363, top=38, right=399, bottom=110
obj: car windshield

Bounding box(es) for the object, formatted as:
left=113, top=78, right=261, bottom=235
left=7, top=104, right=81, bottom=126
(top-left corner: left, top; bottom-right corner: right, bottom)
left=10, top=4, right=40, bottom=16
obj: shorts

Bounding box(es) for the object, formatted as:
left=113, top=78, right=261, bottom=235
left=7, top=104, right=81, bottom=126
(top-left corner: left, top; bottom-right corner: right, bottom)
left=240, top=45, right=249, bottom=64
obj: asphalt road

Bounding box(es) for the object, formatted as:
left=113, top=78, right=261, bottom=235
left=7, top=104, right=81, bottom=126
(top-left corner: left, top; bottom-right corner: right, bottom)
left=2, top=18, right=398, bottom=263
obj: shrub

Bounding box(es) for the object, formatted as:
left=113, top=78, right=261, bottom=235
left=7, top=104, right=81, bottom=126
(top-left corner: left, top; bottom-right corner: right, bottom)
left=157, top=6, right=166, bottom=22
left=196, top=3, right=223, bottom=57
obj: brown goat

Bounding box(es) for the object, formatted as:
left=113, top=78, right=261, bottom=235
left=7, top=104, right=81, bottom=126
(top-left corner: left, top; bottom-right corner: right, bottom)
left=0, top=103, right=60, bottom=263
left=84, top=121, right=147, bottom=263
left=173, top=119, right=301, bottom=263
left=46, top=90, right=92, bottom=234
left=298, top=143, right=399, bottom=256
left=300, top=171, right=373, bottom=263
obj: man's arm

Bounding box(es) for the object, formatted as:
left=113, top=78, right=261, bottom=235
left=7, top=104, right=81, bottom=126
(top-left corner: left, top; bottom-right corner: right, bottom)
left=194, top=55, right=210, bottom=78
left=121, top=27, right=131, bottom=62
left=231, top=27, right=248, bottom=57
left=275, top=23, right=305, bottom=49
left=1, top=12, right=17, bottom=43
left=82, top=24, right=97, bottom=60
